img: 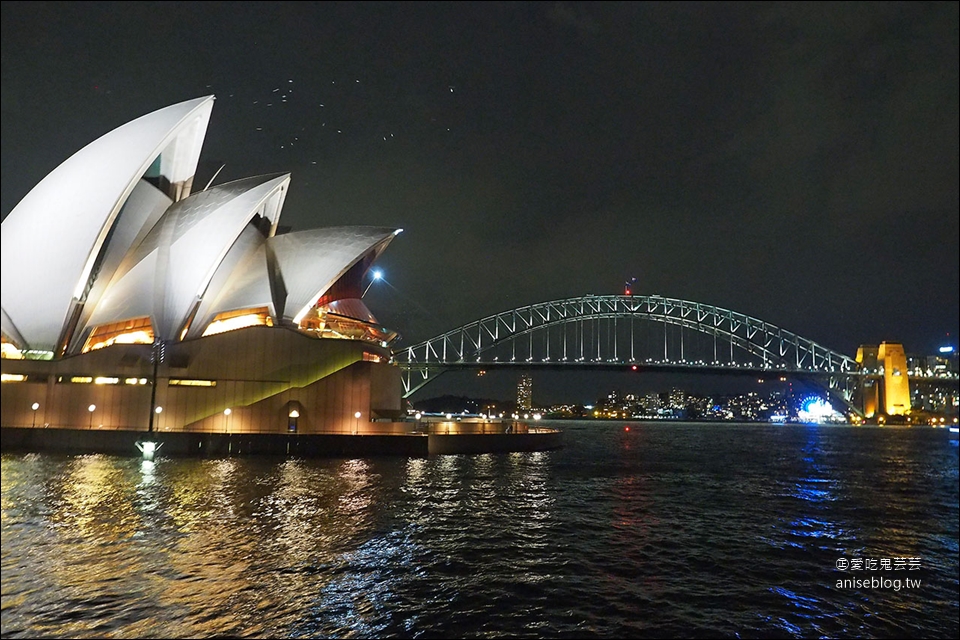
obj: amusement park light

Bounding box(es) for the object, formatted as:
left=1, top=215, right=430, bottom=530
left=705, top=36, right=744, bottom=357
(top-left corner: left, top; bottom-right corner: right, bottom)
left=797, top=397, right=842, bottom=424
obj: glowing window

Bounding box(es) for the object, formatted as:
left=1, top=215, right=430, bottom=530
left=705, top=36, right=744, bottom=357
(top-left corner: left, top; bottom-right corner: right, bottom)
left=1, top=340, right=23, bottom=360
left=202, top=308, right=273, bottom=337
left=169, top=379, right=217, bottom=387
left=84, top=317, right=154, bottom=352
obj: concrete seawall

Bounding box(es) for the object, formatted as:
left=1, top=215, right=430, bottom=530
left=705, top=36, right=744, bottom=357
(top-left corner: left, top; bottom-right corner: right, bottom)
left=1, top=426, right=563, bottom=458
left=1, top=427, right=428, bottom=457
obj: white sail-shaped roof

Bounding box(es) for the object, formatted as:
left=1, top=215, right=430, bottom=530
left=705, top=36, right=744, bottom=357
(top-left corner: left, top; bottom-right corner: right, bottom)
left=2, top=96, right=404, bottom=356
left=185, top=226, right=278, bottom=339
left=83, top=174, right=290, bottom=342
left=270, top=227, right=401, bottom=324
left=0, top=96, right=214, bottom=351
left=65, top=179, right=174, bottom=353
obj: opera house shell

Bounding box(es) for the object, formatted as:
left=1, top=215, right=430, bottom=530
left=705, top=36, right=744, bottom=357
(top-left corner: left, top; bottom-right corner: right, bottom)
left=1, top=96, right=410, bottom=452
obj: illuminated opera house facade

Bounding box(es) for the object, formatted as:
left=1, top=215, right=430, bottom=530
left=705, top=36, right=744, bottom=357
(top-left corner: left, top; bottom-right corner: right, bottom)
left=1, top=96, right=410, bottom=449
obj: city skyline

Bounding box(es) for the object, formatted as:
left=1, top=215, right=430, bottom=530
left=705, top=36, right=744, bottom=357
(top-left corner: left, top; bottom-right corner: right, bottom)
left=2, top=2, right=957, bottom=375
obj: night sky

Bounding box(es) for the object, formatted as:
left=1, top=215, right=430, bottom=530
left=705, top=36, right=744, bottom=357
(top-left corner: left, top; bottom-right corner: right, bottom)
left=2, top=2, right=958, bottom=402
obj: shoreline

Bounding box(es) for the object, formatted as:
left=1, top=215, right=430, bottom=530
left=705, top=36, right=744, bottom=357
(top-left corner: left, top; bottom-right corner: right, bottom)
left=0, top=425, right=564, bottom=458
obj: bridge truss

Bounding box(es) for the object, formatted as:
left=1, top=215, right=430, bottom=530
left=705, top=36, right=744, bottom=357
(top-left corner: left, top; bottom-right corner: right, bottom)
left=394, top=295, right=860, bottom=406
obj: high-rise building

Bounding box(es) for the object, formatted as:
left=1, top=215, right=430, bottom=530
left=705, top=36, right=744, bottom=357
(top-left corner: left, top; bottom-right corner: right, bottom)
left=668, top=388, right=686, bottom=410
left=517, top=374, right=533, bottom=411
left=642, top=392, right=661, bottom=414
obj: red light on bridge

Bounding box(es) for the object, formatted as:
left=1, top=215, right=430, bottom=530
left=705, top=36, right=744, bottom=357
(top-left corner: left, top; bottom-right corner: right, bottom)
left=624, top=426, right=630, bottom=432
left=631, top=365, right=638, bottom=371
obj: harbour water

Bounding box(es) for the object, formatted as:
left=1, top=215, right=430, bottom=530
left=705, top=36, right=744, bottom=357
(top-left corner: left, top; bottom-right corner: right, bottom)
left=2, top=421, right=957, bottom=638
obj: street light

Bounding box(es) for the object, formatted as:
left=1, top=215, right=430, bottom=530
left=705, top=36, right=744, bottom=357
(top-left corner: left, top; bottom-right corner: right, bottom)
left=31, top=402, right=40, bottom=427
left=224, top=408, right=231, bottom=433
left=354, top=410, right=362, bottom=434
left=361, top=269, right=383, bottom=297
left=88, top=404, right=96, bottom=428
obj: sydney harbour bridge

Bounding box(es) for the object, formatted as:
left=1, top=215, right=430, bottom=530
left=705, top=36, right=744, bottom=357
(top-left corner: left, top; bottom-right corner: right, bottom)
left=391, top=294, right=948, bottom=414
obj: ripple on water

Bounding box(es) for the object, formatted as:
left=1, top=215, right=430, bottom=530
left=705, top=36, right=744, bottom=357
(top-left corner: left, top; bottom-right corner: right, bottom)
left=1, top=424, right=958, bottom=638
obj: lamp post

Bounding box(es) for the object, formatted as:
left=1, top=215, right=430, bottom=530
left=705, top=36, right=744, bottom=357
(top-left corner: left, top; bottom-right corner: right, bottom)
left=147, top=340, right=162, bottom=433
left=224, top=408, right=232, bottom=433
left=354, top=411, right=361, bottom=435
left=361, top=269, right=383, bottom=297
left=88, top=404, right=96, bottom=428
left=31, top=402, right=39, bottom=427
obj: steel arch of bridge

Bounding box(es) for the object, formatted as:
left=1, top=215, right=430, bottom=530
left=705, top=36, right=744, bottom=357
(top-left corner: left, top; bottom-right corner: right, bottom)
left=393, top=295, right=858, bottom=398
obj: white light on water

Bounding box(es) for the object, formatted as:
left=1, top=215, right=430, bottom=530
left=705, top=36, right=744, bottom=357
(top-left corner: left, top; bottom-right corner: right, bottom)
left=136, top=440, right=161, bottom=461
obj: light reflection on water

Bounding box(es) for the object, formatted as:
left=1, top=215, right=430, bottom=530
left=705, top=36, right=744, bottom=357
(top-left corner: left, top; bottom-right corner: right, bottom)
left=1, top=423, right=958, bottom=638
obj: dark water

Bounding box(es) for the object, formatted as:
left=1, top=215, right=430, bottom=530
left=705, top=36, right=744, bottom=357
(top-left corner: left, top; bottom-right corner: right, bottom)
left=1, top=422, right=957, bottom=639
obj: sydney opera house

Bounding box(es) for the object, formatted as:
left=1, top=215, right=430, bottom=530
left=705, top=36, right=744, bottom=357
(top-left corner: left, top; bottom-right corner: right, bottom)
left=0, top=96, right=417, bottom=454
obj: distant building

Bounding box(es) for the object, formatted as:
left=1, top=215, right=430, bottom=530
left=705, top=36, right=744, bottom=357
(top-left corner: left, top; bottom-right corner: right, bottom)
left=907, top=349, right=959, bottom=419
left=668, top=388, right=686, bottom=411
left=517, top=374, right=533, bottom=411
left=641, top=392, right=660, bottom=414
